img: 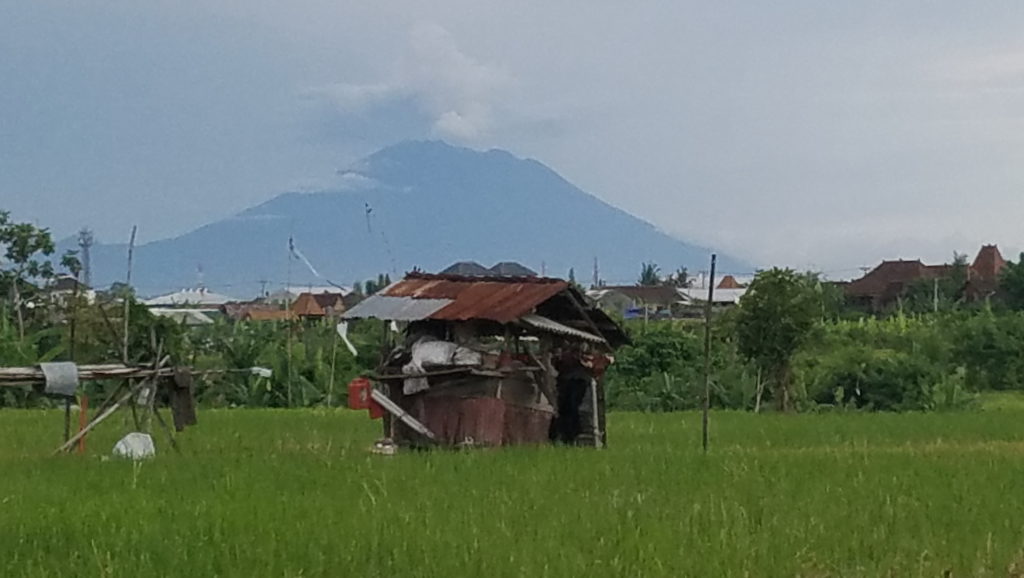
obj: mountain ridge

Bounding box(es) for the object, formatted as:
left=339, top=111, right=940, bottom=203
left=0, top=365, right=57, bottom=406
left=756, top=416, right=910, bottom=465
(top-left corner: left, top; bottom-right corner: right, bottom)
left=75, top=140, right=750, bottom=297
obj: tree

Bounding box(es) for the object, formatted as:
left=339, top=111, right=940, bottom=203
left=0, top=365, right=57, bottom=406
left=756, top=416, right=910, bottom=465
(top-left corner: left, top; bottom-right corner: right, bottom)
left=0, top=212, right=58, bottom=338
left=638, top=262, right=661, bottom=286
left=363, top=273, right=393, bottom=296
left=899, top=252, right=970, bottom=314
left=61, top=251, right=82, bottom=280
left=664, top=266, right=690, bottom=288
left=101, top=282, right=135, bottom=302
left=734, top=268, right=819, bottom=411
left=1000, top=253, right=1024, bottom=311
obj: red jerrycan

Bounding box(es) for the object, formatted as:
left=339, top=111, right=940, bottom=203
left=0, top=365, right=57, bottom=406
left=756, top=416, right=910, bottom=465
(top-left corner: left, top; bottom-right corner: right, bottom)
left=348, top=377, right=372, bottom=410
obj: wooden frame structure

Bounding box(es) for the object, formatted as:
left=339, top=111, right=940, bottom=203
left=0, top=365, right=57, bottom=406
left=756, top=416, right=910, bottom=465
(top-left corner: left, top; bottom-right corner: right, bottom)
left=0, top=362, right=256, bottom=455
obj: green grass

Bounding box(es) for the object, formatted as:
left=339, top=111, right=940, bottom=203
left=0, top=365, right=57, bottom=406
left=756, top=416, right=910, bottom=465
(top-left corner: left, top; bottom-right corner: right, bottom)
left=4, top=409, right=1024, bottom=577
left=978, top=390, right=1024, bottom=412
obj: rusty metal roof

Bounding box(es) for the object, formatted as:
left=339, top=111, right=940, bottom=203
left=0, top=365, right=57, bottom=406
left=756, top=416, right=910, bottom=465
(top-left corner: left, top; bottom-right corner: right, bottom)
left=343, top=273, right=569, bottom=324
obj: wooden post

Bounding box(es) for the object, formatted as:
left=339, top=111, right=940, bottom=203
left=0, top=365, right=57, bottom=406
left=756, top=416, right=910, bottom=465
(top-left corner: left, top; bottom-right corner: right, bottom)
left=63, top=398, right=72, bottom=442
left=152, top=405, right=181, bottom=454
left=77, top=394, right=88, bottom=454
left=378, top=319, right=392, bottom=439
left=55, top=381, right=147, bottom=454
left=701, top=254, right=717, bottom=454
left=327, top=321, right=339, bottom=407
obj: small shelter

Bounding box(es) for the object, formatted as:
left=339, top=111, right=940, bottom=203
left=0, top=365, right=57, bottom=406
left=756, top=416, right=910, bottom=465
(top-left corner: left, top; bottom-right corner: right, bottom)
left=342, top=273, right=628, bottom=449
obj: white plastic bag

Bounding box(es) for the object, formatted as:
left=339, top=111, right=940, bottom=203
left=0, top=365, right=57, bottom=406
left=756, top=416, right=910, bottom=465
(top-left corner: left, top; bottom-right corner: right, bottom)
left=113, top=432, right=156, bottom=460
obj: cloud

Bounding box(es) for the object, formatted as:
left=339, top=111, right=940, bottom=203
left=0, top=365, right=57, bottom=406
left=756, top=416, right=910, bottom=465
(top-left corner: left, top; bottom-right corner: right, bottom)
left=305, top=21, right=512, bottom=144
left=938, top=49, right=1024, bottom=92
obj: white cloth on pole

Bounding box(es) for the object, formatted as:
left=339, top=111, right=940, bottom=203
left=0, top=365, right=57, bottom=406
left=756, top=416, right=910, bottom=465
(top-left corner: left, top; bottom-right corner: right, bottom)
left=336, top=322, right=359, bottom=357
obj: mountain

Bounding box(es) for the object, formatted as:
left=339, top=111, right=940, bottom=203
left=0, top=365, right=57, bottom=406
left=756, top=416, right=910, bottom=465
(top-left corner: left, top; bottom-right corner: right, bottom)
left=79, top=141, right=750, bottom=298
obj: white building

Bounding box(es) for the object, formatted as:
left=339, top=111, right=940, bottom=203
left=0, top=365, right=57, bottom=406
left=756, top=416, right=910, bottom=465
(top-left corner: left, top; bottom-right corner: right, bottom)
left=143, top=288, right=236, bottom=307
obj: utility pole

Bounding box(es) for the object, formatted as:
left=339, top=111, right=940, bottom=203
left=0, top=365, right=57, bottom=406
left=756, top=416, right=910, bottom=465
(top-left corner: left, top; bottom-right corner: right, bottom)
left=701, top=254, right=717, bottom=454
left=286, top=233, right=295, bottom=408
left=933, top=277, right=939, bottom=313
left=122, top=226, right=137, bottom=365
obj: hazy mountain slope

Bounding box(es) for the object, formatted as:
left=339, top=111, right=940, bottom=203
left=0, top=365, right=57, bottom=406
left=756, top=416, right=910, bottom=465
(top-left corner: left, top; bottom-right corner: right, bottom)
left=81, top=141, right=749, bottom=298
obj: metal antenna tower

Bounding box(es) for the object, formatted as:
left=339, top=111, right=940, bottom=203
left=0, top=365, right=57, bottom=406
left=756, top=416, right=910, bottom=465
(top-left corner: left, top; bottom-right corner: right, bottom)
left=77, top=228, right=94, bottom=286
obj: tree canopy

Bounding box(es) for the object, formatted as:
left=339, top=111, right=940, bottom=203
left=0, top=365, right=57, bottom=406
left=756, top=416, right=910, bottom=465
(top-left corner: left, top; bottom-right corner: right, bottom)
left=734, top=268, right=819, bottom=411
left=1000, top=253, right=1024, bottom=311
left=638, top=262, right=661, bottom=286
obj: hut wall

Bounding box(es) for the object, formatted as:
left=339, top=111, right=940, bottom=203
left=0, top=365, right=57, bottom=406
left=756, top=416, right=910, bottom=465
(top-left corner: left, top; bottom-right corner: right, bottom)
left=393, top=373, right=554, bottom=447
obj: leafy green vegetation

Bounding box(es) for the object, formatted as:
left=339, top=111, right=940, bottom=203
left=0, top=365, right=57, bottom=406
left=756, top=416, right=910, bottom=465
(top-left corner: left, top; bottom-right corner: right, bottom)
left=6, top=209, right=1024, bottom=415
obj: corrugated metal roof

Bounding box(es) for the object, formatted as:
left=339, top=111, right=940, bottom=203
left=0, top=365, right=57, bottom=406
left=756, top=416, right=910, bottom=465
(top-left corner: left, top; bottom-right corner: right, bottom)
left=382, top=274, right=569, bottom=323
left=342, top=296, right=453, bottom=321
left=520, top=314, right=604, bottom=343
left=343, top=274, right=569, bottom=324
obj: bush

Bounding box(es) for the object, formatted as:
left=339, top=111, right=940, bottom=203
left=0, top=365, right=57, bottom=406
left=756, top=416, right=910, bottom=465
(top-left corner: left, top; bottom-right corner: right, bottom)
left=798, top=345, right=950, bottom=411
left=953, top=310, right=1024, bottom=391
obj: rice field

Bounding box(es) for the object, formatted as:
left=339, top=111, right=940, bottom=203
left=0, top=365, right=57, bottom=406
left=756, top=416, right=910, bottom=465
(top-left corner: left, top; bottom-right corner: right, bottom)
left=4, top=406, right=1024, bottom=577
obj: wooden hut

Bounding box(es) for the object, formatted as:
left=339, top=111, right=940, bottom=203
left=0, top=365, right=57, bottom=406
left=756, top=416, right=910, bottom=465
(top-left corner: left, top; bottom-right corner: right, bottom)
left=342, top=273, right=628, bottom=449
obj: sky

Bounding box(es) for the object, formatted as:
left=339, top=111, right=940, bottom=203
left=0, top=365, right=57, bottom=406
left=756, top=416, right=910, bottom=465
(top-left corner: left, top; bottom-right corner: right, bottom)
left=2, top=1, right=1024, bottom=277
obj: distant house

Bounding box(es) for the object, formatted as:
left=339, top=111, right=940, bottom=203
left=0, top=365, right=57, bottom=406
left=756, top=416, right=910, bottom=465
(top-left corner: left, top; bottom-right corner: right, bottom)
left=588, top=286, right=686, bottom=319
left=223, top=291, right=350, bottom=322
left=489, top=262, right=538, bottom=277
left=267, top=285, right=351, bottom=303
left=964, top=244, right=1008, bottom=301
left=680, top=285, right=747, bottom=306
left=149, top=308, right=215, bottom=326
left=439, top=261, right=537, bottom=277
left=46, top=275, right=96, bottom=304
left=846, top=244, right=1007, bottom=310
left=221, top=301, right=282, bottom=321
left=716, top=275, right=745, bottom=290
left=242, top=309, right=295, bottom=322
left=291, top=292, right=347, bottom=319
left=439, top=261, right=494, bottom=276
left=143, top=288, right=236, bottom=308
